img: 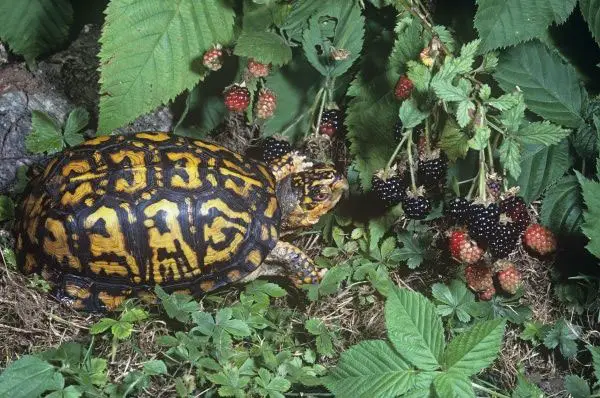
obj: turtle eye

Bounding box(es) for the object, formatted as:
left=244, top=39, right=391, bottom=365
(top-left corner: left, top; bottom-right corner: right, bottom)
left=314, top=192, right=328, bottom=201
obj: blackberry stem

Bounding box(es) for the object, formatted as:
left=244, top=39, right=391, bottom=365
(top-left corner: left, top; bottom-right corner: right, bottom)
left=406, top=130, right=418, bottom=192
left=424, top=118, right=431, bottom=154
left=313, top=87, right=328, bottom=136
left=385, top=131, right=409, bottom=171
left=486, top=139, right=494, bottom=172
left=478, top=150, right=487, bottom=201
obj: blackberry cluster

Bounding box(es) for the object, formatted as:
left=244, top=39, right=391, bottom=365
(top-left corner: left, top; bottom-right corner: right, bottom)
left=402, top=195, right=431, bottom=220
left=417, top=154, right=447, bottom=188
left=500, top=196, right=530, bottom=233
left=372, top=175, right=406, bottom=207
left=447, top=197, right=472, bottom=224
left=319, top=109, right=345, bottom=136
left=488, top=223, right=520, bottom=258
left=261, top=137, right=292, bottom=163
left=467, top=203, right=500, bottom=245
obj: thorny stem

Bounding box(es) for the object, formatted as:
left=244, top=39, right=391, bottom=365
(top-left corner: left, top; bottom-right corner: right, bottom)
left=406, top=130, right=418, bottom=192
left=385, top=131, right=410, bottom=171
left=471, top=382, right=511, bottom=398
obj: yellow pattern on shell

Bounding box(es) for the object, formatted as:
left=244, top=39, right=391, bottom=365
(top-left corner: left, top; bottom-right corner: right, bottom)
left=43, top=218, right=82, bottom=271
left=136, top=132, right=170, bottom=141
left=110, top=150, right=147, bottom=193
left=166, top=152, right=202, bottom=189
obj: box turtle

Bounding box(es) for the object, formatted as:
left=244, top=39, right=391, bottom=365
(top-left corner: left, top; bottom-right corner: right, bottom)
left=14, top=132, right=347, bottom=311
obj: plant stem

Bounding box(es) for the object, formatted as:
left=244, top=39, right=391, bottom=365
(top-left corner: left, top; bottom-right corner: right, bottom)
left=386, top=132, right=410, bottom=171
left=424, top=117, right=431, bottom=153
left=486, top=140, right=494, bottom=172
left=471, top=382, right=511, bottom=398
left=406, top=130, right=418, bottom=192
left=478, top=150, right=487, bottom=201
left=313, top=86, right=328, bottom=136
left=280, top=112, right=308, bottom=137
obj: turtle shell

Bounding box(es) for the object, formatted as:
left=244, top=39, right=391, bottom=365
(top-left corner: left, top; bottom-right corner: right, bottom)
left=14, top=132, right=281, bottom=307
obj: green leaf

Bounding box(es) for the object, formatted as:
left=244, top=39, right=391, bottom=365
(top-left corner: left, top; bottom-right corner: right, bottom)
left=431, top=280, right=475, bottom=323
left=45, top=385, right=82, bottom=398
left=263, top=58, right=322, bottom=142
left=406, top=61, right=431, bottom=93
left=111, top=321, right=133, bottom=340
left=457, top=101, right=476, bottom=129
left=443, top=319, right=506, bottom=375
left=385, top=287, right=444, bottom=370
left=474, top=0, right=577, bottom=53
left=468, top=125, right=490, bottom=150
left=234, top=31, right=292, bottom=66
left=120, top=308, right=148, bottom=323
left=431, top=80, right=469, bottom=102
left=143, top=360, right=168, bottom=376
left=494, top=41, right=586, bottom=128
left=540, top=175, right=584, bottom=234
left=499, top=137, right=522, bottom=179
left=514, top=140, right=572, bottom=203
left=589, top=345, right=600, bottom=382
left=98, top=0, right=235, bottom=132
left=155, top=285, right=198, bottom=323
left=397, top=232, right=426, bottom=269
left=486, top=92, right=522, bottom=111
left=63, top=108, right=89, bottom=146
left=323, top=340, right=417, bottom=398
left=301, top=0, right=365, bottom=78
left=580, top=0, right=600, bottom=47
left=26, top=111, right=63, bottom=154
left=576, top=171, right=600, bottom=259
left=399, top=99, right=429, bottom=129
left=221, top=319, right=252, bottom=337
left=439, top=119, right=470, bottom=161
left=90, top=318, right=117, bottom=335
left=0, top=196, right=15, bottom=222
left=516, top=121, right=570, bottom=145
left=0, top=0, right=73, bottom=64
left=433, top=371, right=475, bottom=398
left=0, top=356, right=62, bottom=398
left=543, top=319, right=580, bottom=359
left=279, top=1, right=322, bottom=41
left=564, top=375, right=591, bottom=398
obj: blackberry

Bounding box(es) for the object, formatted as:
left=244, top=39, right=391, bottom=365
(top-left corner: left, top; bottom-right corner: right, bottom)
left=488, top=223, right=519, bottom=259
left=262, top=137, right=292, bottom=163
left=500, top=196, right=530, bottom=233
left=394, top=120, right=403, bottom=142
left=467, top=203, right=500, bottom=245
left=402, top=195, right=431, bottom=220
left=319, top=109, right=344, bottom=137
left=447, top=197, right=472, bottom=224
left=223, top=84, right=250, bottom=112
left=372, top=175, right=406, bottom=207
left=417, top=154, right=447, bottom=187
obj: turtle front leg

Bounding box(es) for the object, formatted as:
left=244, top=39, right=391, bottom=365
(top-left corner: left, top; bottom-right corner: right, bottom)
left=270, top=152, right=313, bottom=182
left=266, top=241, right=324, bottom=286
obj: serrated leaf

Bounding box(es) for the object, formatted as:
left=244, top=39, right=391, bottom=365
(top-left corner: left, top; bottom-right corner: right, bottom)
left=63, top=107, right=89, bottom=143
left=486, top=92, right=521, bottom=111
left=516, top=121, right=570, bottom=145
left=323, top=340, right=417, bottom=398
left=46, top=385, right=82, bottom=398
left=580, top=0, right=600, bottom=47
left=475, top=0, right=577, bottom=53
left=301, top=0, right=365, bottom=78
left=443, top=319, right=506, bottom=375
left=431, top=80, right=469, bottom=102
left=143, top=360, right=167, bottom=376
left=513, top=372, right=545, bottom=398
left=431, top=280, right=475, bottom=323
left=234, top=31, right=292, bottom=66
left=440, top=118, right=470, bottom=160
left=385, top=287, right=444, bottom=370
left=90, top=318, right=117, bottom=335
left=540, top=175, right=584, bottom=234
left=588, top=345, right=600, bottom=382
left=406, top=61, right=431, bottom=93
left=494, top=41, right=586, bottom=128
left=564, top=375, right=591, bottom=398
left=26, top=111, right=63, bottom=154
left=514, top=140, right=572, bottom=203
left=499, top=137, right=522, bottom=179
left=543, top=319, right=580, bottom=358
left=0, top=0, right=73, bottom=64
left=120, top=308, right=148, bottom=323
left=399, top=99, right=429, bottom=129
left=576, top=171, right=600, bottom=259
left=468, top=125, right=490, bottom=150
left=98, top=0, right=235, bottom=133
left=397, top=232, right=426, bottom=269
left=279, top=0, right=322, bottom=41
left=0, top=356, right=62, bottom=398
left=433, top=371, right=475, bottom=398
left=111, top=321, right=133, bottom=339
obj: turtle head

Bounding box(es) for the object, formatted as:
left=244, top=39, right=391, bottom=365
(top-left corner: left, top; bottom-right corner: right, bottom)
left=283, top=163, right=348, bottom=228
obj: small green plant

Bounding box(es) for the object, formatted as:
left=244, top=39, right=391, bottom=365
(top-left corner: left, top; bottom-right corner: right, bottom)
left=564, top=345, right=600, bottom=398
left=26, top=107, right=89, bottom=155
left=323, top=284, right=506, bottom=398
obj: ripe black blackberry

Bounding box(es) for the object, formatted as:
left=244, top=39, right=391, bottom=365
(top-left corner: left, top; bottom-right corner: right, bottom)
left=467, top=203, right=500, bottom=245
left=402, top=195, right=431, bottom=220
left=319, top=109, right=344, bottom=137
left=447, top=197, right=472, bottom=224
left=261, top=137, right=292, bottom=163
left=417, top=153, right=447, bottom=187
left=500, top=196, right=530, bottom=233
left=488, top=222, right=520, bottom=258
left=372, top=175, right=407, bottom=207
